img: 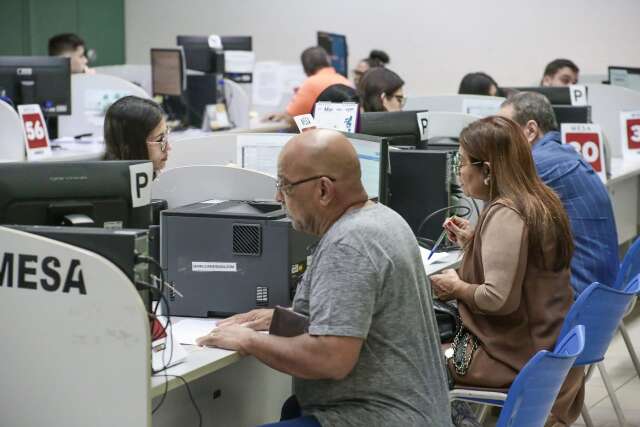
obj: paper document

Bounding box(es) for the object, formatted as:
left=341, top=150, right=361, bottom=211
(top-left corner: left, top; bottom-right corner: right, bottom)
left=171, top=318, right=219, bottom=345
left=224, top=50, right=255, bottom=74
left=419, top=246, right=450, bottom=266
left=252, top=62, right=284, bottom=107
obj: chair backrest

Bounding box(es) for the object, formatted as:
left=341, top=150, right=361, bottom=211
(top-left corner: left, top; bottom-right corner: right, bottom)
left=0, top=100, right=26, bottom=161
left=558, top=276, right=640, bottom=365
left=224, top=78, right=250, bottom=129
left=151, top=165, right=276, bottom=208
left=497, top=325, right=585, bottom=427
left=614, top=236, right=640, bottom=290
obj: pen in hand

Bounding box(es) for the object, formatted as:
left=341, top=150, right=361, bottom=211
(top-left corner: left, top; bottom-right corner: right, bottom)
left=427, top=229, right=447, bottom=260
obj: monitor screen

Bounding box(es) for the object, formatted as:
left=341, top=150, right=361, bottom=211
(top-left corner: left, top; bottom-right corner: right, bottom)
left=552, top=105, right=591, bottom=126
left=609, top=66, right=640, bottom=92
left=503, top=87, right=573, bottom=105
left=151, top=48, right=185, bottom=96
left=317, top=32, right=348, bottom=77
left=237, top=133, right=388, bottom=202
left=221, top=36, right=252, bottom=51
left=0, top=160, right=153, bottom=229
left=360, top=110, right=428, bottom=148
left=0, top=56, right=71, bottom=116
left=176, top=35, right=224, bottom=74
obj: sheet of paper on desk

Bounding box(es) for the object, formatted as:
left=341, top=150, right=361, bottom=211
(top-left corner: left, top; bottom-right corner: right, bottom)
left=419, top=247, right=450, bottom=265
left=171, top=318, right=219, bottom=345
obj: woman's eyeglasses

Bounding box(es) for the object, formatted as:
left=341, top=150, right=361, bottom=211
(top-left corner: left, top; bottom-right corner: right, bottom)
left=147, top=130, right=170, bottom=152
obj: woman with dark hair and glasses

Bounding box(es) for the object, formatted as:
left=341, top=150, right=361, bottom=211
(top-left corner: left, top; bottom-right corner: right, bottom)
left=357, top=67, right=405, bottom=112
left=104, top=96, right=170, bottom=174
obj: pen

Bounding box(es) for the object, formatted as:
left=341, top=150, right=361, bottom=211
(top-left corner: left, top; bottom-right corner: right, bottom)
left=428, top=229, right=447, bottom=260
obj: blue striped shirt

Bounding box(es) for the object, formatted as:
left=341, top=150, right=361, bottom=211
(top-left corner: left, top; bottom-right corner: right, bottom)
left=532, top=131, right=619, bottom=296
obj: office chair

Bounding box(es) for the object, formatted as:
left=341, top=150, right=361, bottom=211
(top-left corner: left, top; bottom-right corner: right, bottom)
left=450, top=325, right=585, bottom=427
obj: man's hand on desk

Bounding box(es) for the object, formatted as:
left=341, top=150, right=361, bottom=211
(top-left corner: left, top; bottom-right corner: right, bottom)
left=216, top=308, right=274, bottom=331
left=196, top=324, right=256, bottom=356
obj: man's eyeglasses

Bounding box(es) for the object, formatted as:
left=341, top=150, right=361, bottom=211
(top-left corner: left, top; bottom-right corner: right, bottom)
left=147, top=130, right=170, bottom=152
left=276, top=175, right=336, bottom=195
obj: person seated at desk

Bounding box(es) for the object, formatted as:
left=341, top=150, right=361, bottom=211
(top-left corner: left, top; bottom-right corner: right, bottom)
left=196, top=129, right=451, bottom=427
left=541, top=58, right=579, bottom=86
left=48, top=33, right=95, bottom=75
left=104, top=96, right=170, bottom=175
left=352, top=49, right=390, bottom=86
left=499, top=92, right=618, bottom=296
left=430, top=116, right=584, bottom=427
left=358, top=67, right=405, bottom=112
left=458, top=72, right=500, bottom=96
left=266, top=47, right=353, bottom=126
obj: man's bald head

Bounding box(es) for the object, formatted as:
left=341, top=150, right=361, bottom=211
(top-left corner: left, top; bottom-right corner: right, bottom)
left=276, top=129, right=369, bottom=236
left=279, top=129, right=363, bottom=188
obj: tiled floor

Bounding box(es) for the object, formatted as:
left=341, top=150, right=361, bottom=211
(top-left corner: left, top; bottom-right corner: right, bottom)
left=483, top=303, right=640, bottom=426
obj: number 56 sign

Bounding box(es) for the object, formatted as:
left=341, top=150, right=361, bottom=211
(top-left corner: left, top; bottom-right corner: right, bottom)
left=17, top=104, right=52, bottom=160
left=561, top=123, right=606, bottom=183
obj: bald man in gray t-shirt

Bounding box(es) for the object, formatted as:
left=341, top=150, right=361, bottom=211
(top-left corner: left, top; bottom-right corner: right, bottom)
left=197, top=129, right=450, bottom=427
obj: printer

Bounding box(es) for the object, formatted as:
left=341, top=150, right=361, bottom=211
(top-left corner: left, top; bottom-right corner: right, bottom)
left=160, top=200, right=318, bottom=317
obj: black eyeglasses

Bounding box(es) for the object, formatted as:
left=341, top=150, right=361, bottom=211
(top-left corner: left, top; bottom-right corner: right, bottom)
left=276, top=175, right=336, bottom=195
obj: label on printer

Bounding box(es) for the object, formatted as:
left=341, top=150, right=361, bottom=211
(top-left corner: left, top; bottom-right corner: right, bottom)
left=192, top=261, right=237, bottom=272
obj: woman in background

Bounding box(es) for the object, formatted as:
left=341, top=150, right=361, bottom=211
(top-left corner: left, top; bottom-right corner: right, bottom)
left=353, top=49, right=390, bottom=86
left=104, top=96, right=170, bottom=175
left=458, top=72, right=500, bottom=96
left=358, top=68, right=405, bottom=112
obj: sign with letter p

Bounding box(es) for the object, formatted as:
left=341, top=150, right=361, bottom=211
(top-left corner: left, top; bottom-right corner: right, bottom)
left=129, top=162, right=153, bottom=208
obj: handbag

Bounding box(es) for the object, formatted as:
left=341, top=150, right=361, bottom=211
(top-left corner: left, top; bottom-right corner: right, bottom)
left=433, top=299, right=460, bottom=344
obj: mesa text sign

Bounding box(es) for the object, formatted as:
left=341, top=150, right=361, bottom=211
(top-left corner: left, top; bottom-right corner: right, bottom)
left=0, top=252, right=86, bottom=295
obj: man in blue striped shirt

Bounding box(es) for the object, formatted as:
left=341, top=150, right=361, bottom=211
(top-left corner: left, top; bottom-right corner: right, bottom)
left=499, top=92, right=618, bottom=296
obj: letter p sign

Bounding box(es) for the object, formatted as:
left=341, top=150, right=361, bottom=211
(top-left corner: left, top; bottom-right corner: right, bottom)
left=416, top=111, right=430, bottom=141
left=569, top=85, right=588, bottom=106
left=129, top=162, right=153, bottom=208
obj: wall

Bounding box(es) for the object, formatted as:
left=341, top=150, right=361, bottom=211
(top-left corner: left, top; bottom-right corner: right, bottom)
left=0, top=0, right=124, bottom=66
left=124, top=0, right=640, bottom=96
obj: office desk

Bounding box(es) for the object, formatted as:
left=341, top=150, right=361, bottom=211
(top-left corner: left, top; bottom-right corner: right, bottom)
left=608, top=156, right=640, bottom=244
left=151, top=253, right=461, bottom=426
left=43, top=139, right=106, bottom=162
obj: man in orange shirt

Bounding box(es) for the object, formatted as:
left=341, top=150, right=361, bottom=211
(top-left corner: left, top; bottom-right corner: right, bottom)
left=267, top=47, right=354, bottom=126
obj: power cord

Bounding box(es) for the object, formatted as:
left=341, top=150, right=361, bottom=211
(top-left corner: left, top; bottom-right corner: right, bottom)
left=136, top=255, right=165, bottom=316
left=163, top=375, right=203, bottom=427
left=416, top=205, right=471, bottom=249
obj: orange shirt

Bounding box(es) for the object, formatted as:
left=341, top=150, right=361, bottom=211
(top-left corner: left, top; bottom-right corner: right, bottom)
left=286, top=67, right=354, bottom=116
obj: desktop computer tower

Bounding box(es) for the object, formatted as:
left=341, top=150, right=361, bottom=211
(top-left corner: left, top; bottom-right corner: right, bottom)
left=7, top=225, right=152, bottom=310
left=160, top=200, right=318, bottom=317
left=389, top=147, right=475, bottom=248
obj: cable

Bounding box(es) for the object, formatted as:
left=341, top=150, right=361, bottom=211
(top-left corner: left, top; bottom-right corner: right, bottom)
left=416, top=205, right=471, bottom=249
left=136, top=255, right=166, bottom=316
left=163, top=375, right=203, bottom=427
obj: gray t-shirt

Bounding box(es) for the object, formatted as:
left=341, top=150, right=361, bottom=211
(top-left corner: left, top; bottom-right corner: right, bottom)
left=292, top=203, right=451, bottom=427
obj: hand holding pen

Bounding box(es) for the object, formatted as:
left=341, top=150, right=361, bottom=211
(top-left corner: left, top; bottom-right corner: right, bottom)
left=443, top=216, right=472, bottom=247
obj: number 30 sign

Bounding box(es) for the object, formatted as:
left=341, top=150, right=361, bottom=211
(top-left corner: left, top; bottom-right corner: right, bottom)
left=561, top=123, right=606, bottom=183
left=17, top=104, right=52, bottom=160
left=620, top=111, right=640, bottom=157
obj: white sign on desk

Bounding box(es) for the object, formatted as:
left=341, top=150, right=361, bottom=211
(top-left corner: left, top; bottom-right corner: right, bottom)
left=561, top=123, right=606, bottom=182
left=569, top=85, right=588, bottom=106
left=461, top=98, right=502, bottom=117
left=314, top=102, right=358, bottom=133
left=416, top=111, right=430, bottom=141
left=17, top=104, right=52, bottom=161
left=620, top=111, right=640, bottom=157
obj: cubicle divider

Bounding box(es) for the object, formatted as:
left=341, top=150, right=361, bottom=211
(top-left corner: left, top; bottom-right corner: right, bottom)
left=0, top=226, right=150, bottom=427
left=0, top=99, right=26, bottom=161
left=405, top=95, right=505, bottom=118
left=58, top=73, right=150, bottom=140
left=95, top=64, right=153, bottom=96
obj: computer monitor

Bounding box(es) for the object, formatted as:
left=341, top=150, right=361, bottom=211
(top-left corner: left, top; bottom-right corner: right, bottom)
left=0, top=56, right=71, bottom=116
left=317, top=32, right=348, bottom=77
left=176, top=35, right=225, bottom=74
left=552, top=105, right=591, bottom=126
left=609, top=66, right=640, bottom=92
left=150, top=48, right=186, bottom=97
left=503, top=87, right=573, bottom=105
left=0, top=160, right=153, bottom=228
left=236, top=133, right=389, bottom=203
left=360, top=110, right=428, bottom=148
left=221, top=36, right=252, bottom=51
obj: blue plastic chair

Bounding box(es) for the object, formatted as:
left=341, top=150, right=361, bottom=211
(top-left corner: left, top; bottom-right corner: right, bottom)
left=450, top=325, right=585, bottom=427
left=558, top=276, right=640, bottom=427
left=612, top=237, right=640, bottom=380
